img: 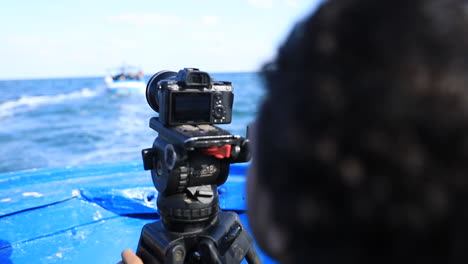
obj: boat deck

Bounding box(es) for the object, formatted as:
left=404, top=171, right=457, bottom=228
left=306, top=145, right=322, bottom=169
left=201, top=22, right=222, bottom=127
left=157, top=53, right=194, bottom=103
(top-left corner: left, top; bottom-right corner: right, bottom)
left=0, top=160, right=276, bottom=263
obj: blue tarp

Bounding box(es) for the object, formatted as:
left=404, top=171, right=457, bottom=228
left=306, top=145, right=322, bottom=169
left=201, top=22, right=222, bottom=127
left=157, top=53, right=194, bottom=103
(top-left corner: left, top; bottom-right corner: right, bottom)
left=0, top=160, right=277, bottom=263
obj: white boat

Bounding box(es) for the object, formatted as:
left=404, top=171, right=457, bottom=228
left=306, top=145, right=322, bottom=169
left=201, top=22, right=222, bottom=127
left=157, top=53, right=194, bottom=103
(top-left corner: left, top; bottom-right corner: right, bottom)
left=104, top=65, right=146, bottom=94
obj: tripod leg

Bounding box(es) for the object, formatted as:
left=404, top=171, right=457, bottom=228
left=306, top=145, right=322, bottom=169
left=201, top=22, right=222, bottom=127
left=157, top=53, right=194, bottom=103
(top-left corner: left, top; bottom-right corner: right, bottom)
left=199, top=238, right=222, bottom=264
left=245, top=247, right=262, bottom=264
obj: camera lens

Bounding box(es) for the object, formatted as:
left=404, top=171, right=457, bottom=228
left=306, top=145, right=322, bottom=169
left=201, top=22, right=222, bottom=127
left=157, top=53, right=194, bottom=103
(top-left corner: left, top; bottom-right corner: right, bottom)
left=146, top=70, right=177, bottom=113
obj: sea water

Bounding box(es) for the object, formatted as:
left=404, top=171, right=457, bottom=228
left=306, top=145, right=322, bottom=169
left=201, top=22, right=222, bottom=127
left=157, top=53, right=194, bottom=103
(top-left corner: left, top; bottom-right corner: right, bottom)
left=0, top=72, right=265, bottom=173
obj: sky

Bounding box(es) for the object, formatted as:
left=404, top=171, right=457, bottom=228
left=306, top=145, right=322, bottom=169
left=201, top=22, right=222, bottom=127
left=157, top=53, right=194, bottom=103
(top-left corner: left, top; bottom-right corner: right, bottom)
left=0, top=0, right=322, bottom=80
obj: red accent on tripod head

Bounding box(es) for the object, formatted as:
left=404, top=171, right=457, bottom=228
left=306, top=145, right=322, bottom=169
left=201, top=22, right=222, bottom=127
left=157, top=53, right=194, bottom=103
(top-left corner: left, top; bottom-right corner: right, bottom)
left=202, top=145, right=232, bottom=159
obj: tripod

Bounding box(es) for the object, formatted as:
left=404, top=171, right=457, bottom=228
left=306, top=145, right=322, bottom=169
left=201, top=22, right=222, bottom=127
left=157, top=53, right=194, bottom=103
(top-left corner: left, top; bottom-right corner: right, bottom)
left=136, top=186, right=261, bottom=263
left=136, top=118, right=261, bottom=263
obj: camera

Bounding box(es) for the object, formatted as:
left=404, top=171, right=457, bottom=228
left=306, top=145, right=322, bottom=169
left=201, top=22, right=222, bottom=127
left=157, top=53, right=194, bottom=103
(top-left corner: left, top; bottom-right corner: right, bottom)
left=146, top=68, right=233, bottom=126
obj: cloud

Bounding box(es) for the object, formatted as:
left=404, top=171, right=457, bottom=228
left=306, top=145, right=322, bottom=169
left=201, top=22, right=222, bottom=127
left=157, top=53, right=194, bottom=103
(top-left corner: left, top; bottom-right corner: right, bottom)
left=202, top=16, right=219, bottom=25
left=247, top=0, right=274, bottom=9
left=8, top=38, right=67, bottom=48
left=247, top=0, right=303, bottom=9
left=285, top=0, right=299, bottom=7
left=108, top=39, right=139, bottom=48
left=8, top=38, right=41, bottom=46
left=106, top=13, right=186, bottom=26
left=38, top=48, right=53, bottom=56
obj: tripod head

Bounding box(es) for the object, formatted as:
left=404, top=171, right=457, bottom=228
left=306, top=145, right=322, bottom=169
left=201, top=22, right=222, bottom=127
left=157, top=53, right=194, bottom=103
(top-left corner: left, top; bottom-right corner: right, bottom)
left=142, top=117, right=250, bottom=197
left=141, top=117, right=250, bottom=231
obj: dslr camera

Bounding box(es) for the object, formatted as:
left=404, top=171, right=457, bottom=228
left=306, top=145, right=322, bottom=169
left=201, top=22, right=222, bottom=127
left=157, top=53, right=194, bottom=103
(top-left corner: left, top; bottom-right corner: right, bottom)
left=146, top=68, right=233, bottom=126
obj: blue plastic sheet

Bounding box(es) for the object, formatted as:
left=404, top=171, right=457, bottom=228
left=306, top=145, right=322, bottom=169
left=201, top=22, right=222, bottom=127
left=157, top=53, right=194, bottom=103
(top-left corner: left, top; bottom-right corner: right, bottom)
left=0, top=160, right=278, bottom=263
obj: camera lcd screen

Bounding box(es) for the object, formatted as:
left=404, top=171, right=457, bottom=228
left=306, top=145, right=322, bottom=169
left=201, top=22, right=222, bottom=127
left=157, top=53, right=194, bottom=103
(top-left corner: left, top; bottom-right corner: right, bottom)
left=171, top=93, right=211, bottom=123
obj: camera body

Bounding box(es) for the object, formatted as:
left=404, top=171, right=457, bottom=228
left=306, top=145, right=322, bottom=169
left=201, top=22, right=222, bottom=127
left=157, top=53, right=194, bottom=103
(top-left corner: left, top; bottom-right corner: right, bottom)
left=146, top=68, right=233, bottom=126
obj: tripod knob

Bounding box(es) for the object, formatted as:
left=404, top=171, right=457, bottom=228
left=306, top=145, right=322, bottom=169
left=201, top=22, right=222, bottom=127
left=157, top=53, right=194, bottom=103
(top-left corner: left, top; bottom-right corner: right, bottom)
left=167, top=244, right=186, bottom=264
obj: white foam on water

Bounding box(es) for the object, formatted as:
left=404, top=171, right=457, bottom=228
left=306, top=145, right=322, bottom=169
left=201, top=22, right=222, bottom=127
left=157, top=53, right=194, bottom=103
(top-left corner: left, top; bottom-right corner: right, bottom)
left=0, top=88, right=98, bottom=118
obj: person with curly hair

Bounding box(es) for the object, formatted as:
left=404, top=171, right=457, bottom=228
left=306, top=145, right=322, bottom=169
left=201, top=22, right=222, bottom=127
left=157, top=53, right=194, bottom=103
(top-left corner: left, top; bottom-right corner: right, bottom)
left=247, top=0, right=468, bottom=263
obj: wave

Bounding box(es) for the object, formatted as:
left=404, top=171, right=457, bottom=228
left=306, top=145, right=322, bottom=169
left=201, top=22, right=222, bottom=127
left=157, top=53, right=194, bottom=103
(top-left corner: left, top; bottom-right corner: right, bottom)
left=0, top=88, right=99, bottom=118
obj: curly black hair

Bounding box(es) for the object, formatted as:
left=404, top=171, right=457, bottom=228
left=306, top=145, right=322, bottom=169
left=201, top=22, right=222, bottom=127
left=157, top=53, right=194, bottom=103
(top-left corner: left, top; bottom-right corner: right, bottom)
left=256, top=0, right=468, bottom=262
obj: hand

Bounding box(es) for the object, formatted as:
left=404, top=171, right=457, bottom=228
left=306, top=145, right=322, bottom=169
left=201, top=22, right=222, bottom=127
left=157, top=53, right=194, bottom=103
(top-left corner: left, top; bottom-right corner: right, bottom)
left=117, top=249, right=143, bottom=264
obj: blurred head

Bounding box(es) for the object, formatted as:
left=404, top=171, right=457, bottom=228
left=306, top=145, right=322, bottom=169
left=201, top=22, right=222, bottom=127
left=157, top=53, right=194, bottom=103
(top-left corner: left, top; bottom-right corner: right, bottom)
left=248, top=0, right=468, bottom=263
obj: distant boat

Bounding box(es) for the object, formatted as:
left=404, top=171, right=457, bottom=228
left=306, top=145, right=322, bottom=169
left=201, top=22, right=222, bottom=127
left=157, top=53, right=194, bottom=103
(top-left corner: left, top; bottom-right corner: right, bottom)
left=104, top=65, right=146, bottom=94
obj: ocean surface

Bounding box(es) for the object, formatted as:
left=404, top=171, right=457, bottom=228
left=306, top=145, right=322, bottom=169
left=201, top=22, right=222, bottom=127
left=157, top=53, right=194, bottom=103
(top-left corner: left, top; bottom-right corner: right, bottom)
left=0, top=72, right=265, bottom=173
